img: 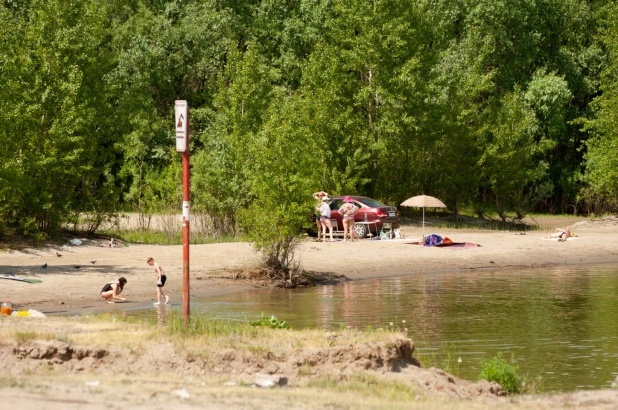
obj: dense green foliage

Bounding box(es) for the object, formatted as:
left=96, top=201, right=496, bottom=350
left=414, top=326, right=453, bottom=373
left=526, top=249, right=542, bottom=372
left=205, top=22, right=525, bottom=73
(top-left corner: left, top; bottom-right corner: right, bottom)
left=1, top=0, right=617, bottom=239
left=478, top=353, right=523, bottom=394
left=582, top=1, right=618, bottom=210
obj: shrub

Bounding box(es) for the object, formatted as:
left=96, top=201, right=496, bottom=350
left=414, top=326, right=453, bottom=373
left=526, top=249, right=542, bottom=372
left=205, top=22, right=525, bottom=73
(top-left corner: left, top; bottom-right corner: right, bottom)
left=478, top=352, right=522, bottom=394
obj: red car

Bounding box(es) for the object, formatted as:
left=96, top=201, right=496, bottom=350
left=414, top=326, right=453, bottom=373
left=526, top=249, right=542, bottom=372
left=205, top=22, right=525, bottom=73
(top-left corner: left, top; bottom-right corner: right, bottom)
left=328, top=196, right=400, bottom=238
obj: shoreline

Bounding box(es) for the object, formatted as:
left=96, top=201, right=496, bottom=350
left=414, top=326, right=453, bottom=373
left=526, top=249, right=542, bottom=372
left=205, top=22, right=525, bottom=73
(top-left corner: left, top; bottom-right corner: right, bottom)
left=30, top=257, right=618, bottom=317
left=9, top=253, right=618, bottom=317
left=1, top=216, right=618, bottom=316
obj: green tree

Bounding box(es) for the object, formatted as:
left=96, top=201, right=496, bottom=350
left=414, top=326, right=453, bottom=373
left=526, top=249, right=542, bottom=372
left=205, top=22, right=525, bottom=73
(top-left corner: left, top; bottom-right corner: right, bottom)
left=479, top=89, right=547, bottom=220
left=191, top=42, right=276, bottom=235
left=0, top=0, right=118, bottom=235
left=107, top=0, right=235, bottom=210
left=582, top=2, right=618, bottom=212
left=238, top=92, right=316, bottom=279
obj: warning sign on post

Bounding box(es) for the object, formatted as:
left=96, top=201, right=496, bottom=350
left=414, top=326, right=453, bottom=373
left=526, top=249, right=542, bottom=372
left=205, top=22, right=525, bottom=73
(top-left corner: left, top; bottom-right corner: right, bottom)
left=175, top=100, right=188, bottom=152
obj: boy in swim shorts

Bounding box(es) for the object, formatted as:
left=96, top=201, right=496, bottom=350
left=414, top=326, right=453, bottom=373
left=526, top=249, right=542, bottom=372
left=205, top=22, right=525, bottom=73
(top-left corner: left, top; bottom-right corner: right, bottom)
left=147, top=257, right=170, bottom=305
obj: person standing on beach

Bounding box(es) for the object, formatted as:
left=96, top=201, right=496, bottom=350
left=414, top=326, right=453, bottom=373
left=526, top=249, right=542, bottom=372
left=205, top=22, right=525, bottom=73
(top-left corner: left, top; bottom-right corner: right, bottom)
left=312, top=191, right=328, bottom=241
left=338, top=196, right=359, bottom=242
left=320, top=195, right=334, bottom=242
left=147, top=257, right=170, bottom=305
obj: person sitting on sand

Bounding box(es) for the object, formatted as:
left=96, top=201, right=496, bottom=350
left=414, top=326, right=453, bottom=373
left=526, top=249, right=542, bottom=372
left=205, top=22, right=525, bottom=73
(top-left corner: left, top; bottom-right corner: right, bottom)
left=545, top=227, right=571, bottom=242
left=101, top=277, right=127, bottom=303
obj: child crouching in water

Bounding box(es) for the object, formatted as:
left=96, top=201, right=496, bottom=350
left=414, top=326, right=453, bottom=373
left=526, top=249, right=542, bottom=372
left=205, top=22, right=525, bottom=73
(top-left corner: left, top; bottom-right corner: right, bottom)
left=147, top=257, right=170, bottom=305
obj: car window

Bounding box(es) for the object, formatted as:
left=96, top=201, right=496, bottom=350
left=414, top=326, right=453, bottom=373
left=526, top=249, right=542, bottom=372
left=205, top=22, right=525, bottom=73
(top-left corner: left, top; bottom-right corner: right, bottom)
left=330, top=200, right=344, bottom=210
left=358, top=197, right=388, bottom=208
left=352, top=200, right=364, bottom=208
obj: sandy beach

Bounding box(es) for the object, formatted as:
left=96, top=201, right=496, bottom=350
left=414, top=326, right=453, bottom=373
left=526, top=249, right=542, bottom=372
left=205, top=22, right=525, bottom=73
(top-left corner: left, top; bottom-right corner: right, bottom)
left=1, top=215, right=617, bottom=314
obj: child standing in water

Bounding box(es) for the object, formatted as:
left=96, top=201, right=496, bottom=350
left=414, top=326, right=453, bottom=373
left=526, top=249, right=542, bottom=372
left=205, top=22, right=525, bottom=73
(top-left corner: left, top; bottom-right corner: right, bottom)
left=147, top=257, right=170, bottom=305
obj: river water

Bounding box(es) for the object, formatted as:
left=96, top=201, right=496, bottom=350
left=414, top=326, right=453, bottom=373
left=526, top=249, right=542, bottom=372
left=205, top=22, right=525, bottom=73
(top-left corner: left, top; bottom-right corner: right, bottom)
left=144, top=264, right=618, bottom=392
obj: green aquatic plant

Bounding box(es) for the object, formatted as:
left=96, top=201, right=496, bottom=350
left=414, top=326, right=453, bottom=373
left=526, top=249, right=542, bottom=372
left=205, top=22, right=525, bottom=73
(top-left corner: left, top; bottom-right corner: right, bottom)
left=250, top=314, right=291, bottom=329
left=478, top=352, right=523, bottom=394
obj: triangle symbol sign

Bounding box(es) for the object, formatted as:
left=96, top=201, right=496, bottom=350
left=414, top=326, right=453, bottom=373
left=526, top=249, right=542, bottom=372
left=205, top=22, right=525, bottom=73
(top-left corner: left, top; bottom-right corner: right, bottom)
left=177, top=113, right=184, bottom=128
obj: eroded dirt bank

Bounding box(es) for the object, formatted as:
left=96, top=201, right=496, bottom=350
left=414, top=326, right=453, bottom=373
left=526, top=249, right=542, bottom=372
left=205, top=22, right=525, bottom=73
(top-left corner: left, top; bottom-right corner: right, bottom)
left=1, top=316, right=618, bottom=409
left=0, top=316, right=505, bottom=409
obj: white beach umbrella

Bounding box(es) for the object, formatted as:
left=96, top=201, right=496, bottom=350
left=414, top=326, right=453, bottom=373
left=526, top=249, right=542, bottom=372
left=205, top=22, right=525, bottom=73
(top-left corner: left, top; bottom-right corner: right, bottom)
left=400, top=195, right=447, bottom=240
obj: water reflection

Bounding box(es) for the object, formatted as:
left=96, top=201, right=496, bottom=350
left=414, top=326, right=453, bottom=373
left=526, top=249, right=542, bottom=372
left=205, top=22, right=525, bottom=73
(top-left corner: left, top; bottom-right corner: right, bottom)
left=154, top=304, right=170, bottom=325
left=187, top=264, right=618, bottom=392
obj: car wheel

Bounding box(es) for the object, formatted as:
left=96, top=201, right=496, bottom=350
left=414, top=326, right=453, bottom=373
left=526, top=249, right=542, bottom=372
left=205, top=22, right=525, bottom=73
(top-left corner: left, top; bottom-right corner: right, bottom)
left=354, top=223, right=368, bottom=238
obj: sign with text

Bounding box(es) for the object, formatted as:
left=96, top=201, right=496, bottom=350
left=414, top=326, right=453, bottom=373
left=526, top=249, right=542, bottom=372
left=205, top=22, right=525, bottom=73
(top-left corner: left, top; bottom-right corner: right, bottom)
left=175, top=100, right=188, bottom=152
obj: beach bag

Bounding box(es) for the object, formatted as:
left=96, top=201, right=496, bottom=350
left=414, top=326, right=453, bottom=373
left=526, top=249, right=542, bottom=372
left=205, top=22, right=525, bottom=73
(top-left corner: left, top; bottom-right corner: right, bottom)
left=424, top=234, right=443, bottom=246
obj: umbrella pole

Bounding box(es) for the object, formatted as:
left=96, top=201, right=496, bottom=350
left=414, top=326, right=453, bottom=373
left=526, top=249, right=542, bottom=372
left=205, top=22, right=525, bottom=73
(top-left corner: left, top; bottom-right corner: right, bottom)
left=422, top=207, right=425, bottom=242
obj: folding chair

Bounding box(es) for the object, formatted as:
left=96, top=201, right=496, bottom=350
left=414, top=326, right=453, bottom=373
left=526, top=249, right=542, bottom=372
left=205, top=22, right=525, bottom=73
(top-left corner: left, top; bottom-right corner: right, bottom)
left=330, top=219, right=340, bottom=234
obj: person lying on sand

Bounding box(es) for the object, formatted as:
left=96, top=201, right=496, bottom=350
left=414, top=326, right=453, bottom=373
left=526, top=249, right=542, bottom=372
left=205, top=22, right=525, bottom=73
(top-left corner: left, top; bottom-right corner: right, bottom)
left=100, top=277, right=127, bottom=303
left=545, top=227, right=571, bottom=242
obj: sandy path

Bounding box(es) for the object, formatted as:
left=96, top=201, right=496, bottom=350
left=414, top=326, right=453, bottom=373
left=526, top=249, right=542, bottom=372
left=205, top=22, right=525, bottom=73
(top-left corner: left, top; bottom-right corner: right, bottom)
left=1, top=216, right=617, bottom=314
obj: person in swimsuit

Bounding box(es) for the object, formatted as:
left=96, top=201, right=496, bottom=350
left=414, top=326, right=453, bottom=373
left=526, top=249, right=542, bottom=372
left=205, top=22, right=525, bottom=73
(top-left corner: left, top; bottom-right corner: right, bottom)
left=147, top=257, right=170, bottom=305
left=545, top=227, right=571, bottom=242
left=338, top=196, right=359, bottom=242
left=312, top=191, right=328, bottom=241
left=100, top=277, right=127, bottom=303
left=320, top=196, right=334, bottom=242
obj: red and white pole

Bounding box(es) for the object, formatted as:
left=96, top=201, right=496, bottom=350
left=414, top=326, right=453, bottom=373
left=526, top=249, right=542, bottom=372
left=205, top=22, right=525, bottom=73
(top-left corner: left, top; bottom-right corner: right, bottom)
left=175, top=100, right=190, bottom=323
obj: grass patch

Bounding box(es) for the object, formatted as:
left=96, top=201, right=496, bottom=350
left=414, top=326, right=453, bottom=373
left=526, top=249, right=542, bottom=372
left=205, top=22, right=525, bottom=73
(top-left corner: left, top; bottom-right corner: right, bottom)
left=98, top=228, right=239, bottom=245
left=86, top=311, right=411, bottom=357
left=0, top=376, right=25, bottom=389
left=400, top=208, right=593, bottom=232
left=520, top=373, right=544, bottom=394
left=12, top=331, right=57, bottom=343
left=67, top=313, right=158, bottom=346
left=401, top=213, right=540, bottom=232
left=307, top=372, right=418, bottom=401
left=166, top=313, right=262, bottom=338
